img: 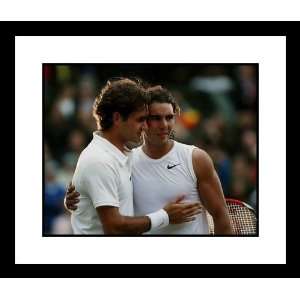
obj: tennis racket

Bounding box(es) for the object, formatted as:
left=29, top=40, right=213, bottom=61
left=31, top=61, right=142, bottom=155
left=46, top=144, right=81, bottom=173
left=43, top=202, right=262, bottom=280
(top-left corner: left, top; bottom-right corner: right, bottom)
left=206, top=198, right=257, bottom=235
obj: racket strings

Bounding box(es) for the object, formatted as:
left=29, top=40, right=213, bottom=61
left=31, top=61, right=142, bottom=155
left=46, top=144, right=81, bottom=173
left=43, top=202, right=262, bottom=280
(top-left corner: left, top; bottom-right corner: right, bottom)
left=207, top=202, right=257, bottom=235
left=228, top=203, right=256, bottom=234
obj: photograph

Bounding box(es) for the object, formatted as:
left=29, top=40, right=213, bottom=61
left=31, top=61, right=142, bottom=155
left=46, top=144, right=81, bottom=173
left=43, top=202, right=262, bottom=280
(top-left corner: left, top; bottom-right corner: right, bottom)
left=43, top=63, right=258, bottom=237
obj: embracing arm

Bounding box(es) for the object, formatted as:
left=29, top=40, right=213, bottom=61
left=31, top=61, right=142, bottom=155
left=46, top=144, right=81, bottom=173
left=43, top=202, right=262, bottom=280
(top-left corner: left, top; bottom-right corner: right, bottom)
left=97, top=206, right=150, bottom=235
left=65, top=185, right=202, bottom=235
left=67, top=161, right=202, bottom=235
left=97, top=198, right=202, bottom=235
left=192, top=148, right=233, bottom=235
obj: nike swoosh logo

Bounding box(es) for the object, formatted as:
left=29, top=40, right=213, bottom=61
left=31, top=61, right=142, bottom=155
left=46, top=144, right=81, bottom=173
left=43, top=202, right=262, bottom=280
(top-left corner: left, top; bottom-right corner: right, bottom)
left=167, top=163, right=181, bottom=169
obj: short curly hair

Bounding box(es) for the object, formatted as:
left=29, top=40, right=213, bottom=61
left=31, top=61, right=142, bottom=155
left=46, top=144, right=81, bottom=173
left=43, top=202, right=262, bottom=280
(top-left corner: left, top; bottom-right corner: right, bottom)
left=147, top=85, right=180, bottom=115
left=93, top=78, right=149, bottom=130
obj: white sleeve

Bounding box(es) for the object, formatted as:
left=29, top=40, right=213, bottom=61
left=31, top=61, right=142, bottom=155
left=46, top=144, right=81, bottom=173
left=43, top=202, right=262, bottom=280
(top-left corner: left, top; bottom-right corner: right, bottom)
left=82, top=162, right=120, bottom=208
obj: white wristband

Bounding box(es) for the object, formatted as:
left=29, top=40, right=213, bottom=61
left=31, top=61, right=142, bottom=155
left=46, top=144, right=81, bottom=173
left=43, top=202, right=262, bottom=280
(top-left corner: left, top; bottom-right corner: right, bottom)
left=146, top=209, right=169, bottom=230
left=63, top=196, right=73, bottom=214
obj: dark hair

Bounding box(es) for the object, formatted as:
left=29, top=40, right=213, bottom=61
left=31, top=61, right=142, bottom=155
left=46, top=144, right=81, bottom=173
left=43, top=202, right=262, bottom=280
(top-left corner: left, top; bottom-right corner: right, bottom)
left=147, top=85, right=180, bottom=115
left=93, top=78, right=149, bottom=130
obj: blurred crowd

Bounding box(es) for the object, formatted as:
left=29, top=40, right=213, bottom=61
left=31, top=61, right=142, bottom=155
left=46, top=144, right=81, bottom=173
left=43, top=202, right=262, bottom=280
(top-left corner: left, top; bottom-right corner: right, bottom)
left=44, top=64, right=257, bottom=234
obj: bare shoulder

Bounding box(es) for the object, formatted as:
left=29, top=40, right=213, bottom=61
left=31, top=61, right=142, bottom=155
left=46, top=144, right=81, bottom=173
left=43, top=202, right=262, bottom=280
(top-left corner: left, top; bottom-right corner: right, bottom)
left=192, top=147, right=214, bottom=166
left=192, top=147, right=215, bottom=179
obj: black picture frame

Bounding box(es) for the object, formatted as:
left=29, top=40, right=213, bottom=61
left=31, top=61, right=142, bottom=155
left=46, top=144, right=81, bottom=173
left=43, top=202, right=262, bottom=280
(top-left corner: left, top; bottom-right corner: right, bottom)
left=5, top=21, right=294, bottom=278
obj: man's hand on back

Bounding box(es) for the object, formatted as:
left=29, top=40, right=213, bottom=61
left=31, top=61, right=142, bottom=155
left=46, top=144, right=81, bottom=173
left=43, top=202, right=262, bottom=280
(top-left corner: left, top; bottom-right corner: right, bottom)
left=65, top=182, right=80, bottom=211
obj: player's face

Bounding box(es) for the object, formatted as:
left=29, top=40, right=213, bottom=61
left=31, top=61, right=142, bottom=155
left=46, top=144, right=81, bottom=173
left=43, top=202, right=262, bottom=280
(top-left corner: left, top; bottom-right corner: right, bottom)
left=121, top=106, right=148, bottom=144
left=144, top=102, right=176, bottom=145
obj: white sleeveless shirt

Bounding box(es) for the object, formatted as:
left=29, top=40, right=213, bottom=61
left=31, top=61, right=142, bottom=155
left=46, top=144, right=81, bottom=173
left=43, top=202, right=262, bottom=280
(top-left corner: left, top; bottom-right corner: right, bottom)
left=132, top=141, right=209, bottom=234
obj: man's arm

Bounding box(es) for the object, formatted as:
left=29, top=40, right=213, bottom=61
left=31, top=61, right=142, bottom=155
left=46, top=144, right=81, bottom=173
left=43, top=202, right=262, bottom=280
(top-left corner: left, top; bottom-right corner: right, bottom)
left=97, top=197, right=202, bottom=235
left=65, top=184, right=202, bottom=235
left=192, top=148, right=233, bottom=235
left=97, top=206, right=151, bottom=235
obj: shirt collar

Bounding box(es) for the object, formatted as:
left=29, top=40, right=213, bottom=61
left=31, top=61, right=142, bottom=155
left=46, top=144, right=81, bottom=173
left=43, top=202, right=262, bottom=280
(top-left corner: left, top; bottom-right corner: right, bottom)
left=92, top=131, right=130, bottom=166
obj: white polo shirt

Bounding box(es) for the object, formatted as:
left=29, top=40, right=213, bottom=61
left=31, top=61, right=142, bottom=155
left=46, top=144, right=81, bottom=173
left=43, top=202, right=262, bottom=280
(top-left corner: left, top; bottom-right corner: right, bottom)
left=71, top=132, right=134, bottom=234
